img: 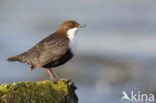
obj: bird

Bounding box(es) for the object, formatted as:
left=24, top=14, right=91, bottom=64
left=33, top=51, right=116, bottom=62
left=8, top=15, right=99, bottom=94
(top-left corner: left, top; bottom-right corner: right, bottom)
left=121, top=91, right=131, bottom=101
left=7, top=20, right=86, bottom=81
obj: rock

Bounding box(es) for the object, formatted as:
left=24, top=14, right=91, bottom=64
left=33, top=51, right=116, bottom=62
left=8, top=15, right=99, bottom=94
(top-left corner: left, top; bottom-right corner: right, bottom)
left=0, top=80, right=78, bottom=103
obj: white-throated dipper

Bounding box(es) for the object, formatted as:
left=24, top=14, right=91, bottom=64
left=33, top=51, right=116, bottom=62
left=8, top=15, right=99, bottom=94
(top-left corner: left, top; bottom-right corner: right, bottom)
left=7, top=20, right=86, bottom=81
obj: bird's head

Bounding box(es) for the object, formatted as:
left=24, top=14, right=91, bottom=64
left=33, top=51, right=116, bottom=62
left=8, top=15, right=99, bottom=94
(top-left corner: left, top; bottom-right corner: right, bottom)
left=56, top=20, right=86, bottom=40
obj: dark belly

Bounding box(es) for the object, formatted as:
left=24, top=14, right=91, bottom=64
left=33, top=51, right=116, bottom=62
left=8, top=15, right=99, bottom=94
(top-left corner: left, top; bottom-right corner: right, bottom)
left=43, top=49, right=73, bottom=68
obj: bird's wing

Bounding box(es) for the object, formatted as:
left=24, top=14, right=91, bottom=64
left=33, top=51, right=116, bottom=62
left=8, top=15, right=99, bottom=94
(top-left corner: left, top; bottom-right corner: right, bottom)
left=31, top=35, right=70, bottom=70
left=17, top=42, right=44, bottom=65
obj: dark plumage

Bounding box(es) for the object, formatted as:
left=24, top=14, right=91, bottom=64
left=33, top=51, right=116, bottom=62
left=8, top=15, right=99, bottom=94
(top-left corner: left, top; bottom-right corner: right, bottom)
left=8, top=34, right=70, bottom=70
left=7, top=20, right=86, bottom=81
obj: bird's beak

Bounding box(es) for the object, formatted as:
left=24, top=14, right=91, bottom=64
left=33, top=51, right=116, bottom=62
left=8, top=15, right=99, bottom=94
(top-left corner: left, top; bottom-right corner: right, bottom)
left=79, top=24, right=86, bottom=28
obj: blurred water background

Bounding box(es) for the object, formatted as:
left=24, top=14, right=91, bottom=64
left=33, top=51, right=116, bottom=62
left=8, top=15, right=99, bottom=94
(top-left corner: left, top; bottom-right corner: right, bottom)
left=1, top=0, right=156, bottom=103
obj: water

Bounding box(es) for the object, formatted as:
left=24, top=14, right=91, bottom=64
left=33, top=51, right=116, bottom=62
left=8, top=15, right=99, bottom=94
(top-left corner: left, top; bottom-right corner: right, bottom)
left=0, top=0, right=156, bottom=103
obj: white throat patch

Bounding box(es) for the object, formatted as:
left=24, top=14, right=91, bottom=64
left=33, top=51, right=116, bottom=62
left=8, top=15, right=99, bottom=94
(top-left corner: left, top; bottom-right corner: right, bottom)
left=67, top=27, right=78, bottom=40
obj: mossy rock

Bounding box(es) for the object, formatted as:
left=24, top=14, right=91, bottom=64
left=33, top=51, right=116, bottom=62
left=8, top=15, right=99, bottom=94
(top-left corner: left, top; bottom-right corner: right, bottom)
left=0, top=80, right=78, bottom=103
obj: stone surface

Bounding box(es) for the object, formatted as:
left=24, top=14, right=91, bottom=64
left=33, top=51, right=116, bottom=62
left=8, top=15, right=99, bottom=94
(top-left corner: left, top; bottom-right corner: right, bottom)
left=0, top=80, right=78, bottom=103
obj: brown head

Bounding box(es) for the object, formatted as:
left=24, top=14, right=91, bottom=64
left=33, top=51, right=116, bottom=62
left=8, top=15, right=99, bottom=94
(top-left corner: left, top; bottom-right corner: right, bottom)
left=56, top=20, right=86, bottom=40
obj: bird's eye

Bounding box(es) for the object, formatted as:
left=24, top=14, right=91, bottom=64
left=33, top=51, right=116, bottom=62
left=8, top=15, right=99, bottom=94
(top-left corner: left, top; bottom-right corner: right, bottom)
left=71, top=22, right=75, bottom=26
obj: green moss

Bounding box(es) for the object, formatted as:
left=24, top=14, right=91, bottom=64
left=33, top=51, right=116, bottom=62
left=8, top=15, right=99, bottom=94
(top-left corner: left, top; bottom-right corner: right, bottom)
left=0, top=80, right=78, bottom=103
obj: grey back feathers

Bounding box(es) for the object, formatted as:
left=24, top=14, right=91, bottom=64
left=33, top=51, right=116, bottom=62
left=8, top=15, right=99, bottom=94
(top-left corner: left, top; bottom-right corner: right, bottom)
left=7, top=33, right=70, bottom=70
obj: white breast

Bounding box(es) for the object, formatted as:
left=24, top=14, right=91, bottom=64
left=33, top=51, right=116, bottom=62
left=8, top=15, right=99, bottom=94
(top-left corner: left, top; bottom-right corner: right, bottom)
left=67, top=27, right=79, bottom=41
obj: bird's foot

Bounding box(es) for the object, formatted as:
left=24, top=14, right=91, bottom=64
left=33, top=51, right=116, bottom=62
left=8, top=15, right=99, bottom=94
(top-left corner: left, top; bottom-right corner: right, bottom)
left=50, top=78, right=60, bottom=83
left=59, top=78, right=70, bottom=82
left=49, top=78, right=70, bottom=83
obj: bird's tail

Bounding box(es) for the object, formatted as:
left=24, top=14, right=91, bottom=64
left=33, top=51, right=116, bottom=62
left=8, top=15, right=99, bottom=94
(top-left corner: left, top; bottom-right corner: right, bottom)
left=7, top=56, right=18, bottom=62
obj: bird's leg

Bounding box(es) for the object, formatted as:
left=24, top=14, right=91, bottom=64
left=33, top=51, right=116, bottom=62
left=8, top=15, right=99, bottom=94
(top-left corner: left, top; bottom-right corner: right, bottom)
left=51, top=69, right=59, bottom=81
left=45, top=68, right=54, bottom=81
left=45, top=68, right=59, bottom=81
